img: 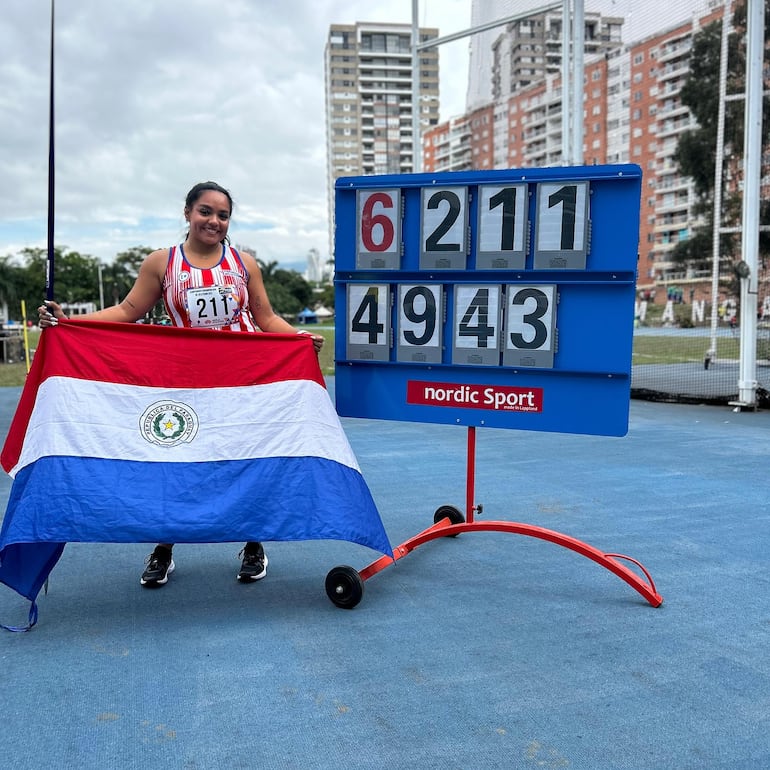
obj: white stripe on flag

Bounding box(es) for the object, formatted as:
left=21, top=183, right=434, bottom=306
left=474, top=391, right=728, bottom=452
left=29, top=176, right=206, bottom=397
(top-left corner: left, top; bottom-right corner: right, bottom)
left=11, top=376, right=360, bottom=476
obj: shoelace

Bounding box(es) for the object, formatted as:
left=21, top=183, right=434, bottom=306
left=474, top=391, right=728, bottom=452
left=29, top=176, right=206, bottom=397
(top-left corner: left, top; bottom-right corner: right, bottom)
left=238, top=549, right=261, bottom=566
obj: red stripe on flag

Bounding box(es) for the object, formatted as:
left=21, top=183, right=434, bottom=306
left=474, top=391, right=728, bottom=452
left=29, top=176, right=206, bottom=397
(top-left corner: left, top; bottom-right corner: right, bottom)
left=1, top=320, right=322, bottom=473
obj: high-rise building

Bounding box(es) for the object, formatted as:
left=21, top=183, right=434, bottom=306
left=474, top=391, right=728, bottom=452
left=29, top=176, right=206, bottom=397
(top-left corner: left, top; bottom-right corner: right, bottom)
left=466, top=0, right=518, bottom=111
left=428, top=1, right=733, bottom=292
left=490, top=8, right=623, bottom=99
left=324, top=22, right=440, bottom=258
left=630, top=7, right=723, bottom=287
left=422, top=115, right=472, bottom=174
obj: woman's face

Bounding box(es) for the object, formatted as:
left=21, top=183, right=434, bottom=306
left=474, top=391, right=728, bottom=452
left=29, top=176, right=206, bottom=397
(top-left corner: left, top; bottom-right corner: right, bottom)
left=185, top=190, right=231, bottom=246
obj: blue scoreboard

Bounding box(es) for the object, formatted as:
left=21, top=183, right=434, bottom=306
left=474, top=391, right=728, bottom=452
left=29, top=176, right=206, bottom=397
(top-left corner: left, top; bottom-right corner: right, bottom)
left=333, top=165, right=642, bottom=437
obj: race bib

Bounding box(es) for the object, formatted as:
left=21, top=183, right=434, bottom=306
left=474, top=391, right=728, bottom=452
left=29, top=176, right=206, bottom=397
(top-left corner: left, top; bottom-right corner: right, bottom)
left=186, top=285, right=238, bottom=328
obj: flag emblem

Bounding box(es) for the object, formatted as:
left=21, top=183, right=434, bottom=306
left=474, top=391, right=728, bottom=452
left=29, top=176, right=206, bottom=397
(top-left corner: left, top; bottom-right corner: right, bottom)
left=140, top=401, right=199, bottom=447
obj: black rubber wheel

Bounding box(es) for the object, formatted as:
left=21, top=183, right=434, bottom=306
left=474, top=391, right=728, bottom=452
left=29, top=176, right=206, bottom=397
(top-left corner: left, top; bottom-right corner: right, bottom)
left=325, top=565, right=364, bottom=609
left=433, top=504, right=465, bottom=537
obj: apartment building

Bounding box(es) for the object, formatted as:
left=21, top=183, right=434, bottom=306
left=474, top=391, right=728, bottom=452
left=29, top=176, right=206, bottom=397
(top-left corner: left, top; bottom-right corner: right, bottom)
left=324, top=22, right=440, bottom=257
left=484, top=8, right=623, bottom=168
left=425, top=4, right=739, bottom=290
left=423, top=115, right=472, bottom=173
left=490, top=8, right=623, bottom=99
left=631, top=7, right=723, bottom=288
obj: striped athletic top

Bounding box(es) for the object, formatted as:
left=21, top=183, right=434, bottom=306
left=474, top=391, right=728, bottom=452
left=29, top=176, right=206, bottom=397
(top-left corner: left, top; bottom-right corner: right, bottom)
left=162, top=243, right=258, bottom=332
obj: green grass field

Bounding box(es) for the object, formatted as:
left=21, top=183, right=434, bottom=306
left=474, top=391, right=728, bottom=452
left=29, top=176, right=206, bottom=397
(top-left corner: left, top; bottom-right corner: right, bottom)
left=631, top=335, right=740, bottom=365
left=0, top=327, right=747, bottom=388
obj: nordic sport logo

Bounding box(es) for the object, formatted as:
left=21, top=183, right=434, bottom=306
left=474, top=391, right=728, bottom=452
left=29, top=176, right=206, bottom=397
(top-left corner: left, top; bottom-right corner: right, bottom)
left=406, top=380, right=543, bottom=413
left=140, top=401, right=200, bottom=447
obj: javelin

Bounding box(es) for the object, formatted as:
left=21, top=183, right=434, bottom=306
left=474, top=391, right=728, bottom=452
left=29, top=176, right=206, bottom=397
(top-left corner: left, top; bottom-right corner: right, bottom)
left=45, top=0, right=55, bottom=302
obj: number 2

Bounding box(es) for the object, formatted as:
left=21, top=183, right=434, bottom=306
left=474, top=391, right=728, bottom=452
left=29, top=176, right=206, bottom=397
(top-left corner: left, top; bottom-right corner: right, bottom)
left=425, top=190, right=461, bottom=252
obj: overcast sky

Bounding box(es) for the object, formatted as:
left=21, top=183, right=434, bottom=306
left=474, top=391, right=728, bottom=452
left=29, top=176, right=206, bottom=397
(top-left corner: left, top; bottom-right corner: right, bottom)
left=1, top=0, right=712, bottom=272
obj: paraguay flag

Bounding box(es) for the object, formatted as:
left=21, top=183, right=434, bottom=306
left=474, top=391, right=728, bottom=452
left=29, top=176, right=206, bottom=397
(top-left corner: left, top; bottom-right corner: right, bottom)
left=0, top=320, right=391, bottom=620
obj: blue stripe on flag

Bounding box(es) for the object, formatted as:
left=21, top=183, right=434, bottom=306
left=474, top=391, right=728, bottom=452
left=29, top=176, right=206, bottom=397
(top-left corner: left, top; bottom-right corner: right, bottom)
left=2, top=455, right=391, bottom=555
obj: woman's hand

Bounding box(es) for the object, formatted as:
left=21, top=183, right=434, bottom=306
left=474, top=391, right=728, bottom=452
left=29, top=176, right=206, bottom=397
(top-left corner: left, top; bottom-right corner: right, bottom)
left=38, top=300, right=65, bottom=328
left=298, top=330, right=324, bottom=354
left=310, top=334, right=324, bottom=354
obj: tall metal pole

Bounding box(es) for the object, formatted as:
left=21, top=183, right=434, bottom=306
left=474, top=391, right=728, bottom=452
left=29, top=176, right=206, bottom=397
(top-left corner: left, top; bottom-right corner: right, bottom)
left=706, top=1, right=731, bottom=367
left=411, top=0, right=422, bottom=173
left=735, top=0, right=764, bottom=407
left=561, top=0, right=572, bottom=163
left=571, top=0, right=584, bottom=164
left=46, top=0, right=56, bottom=302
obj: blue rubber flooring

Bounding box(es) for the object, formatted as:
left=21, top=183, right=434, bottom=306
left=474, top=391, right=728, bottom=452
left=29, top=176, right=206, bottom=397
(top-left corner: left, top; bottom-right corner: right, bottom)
left=1, top=382, right=769, bottom=769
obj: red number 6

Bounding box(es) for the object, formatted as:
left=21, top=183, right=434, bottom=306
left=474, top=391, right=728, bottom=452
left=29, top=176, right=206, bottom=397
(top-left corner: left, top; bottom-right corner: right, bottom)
left=361, top=192, right=394, bottom=252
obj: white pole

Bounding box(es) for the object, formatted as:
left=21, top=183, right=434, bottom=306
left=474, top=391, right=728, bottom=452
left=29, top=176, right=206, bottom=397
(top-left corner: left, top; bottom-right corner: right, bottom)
left=735, top=0, right=764, bottom=407
left=571, top=0, right=584, bottom=164
left=412, top=0, right=422, bottom=173
left=561, top=0, right=572, bottom=164
left=706, top=1, right=730, bottom=367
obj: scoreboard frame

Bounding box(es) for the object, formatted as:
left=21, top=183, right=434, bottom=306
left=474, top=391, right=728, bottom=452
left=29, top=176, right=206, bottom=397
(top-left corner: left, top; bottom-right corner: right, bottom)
left=333, top=165, right=642, bottom=438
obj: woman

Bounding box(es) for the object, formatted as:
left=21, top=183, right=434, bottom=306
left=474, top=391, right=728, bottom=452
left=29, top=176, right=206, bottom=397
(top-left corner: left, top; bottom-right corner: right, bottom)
left=39, top=181, right=324, bottom=588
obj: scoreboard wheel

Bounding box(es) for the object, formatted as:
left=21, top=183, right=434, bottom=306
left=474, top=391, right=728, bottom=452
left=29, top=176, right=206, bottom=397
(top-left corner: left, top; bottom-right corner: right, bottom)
left=433, top=504, right=465, bottom=536
left=325, top=565, right=364, bottom=609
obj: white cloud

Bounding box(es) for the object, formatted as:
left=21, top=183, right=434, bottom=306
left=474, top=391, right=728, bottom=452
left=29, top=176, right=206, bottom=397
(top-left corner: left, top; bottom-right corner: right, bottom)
left=0, top=0, right=711, bottom=269
left=0, top=0, right=470, bottom=268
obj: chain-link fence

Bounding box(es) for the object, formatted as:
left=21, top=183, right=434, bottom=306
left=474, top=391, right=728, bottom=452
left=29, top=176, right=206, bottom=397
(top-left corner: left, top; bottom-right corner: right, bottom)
left=631, top=265, right=770, bottom=407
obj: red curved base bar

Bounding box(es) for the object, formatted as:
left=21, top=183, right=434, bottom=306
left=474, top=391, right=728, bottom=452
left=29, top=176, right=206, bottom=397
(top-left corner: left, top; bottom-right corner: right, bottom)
left=360, top=516, right=663, bottom=608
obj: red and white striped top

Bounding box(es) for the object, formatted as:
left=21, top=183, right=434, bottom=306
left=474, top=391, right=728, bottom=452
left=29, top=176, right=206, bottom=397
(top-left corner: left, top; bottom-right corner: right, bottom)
left=162, top=244, right=258, bottom=332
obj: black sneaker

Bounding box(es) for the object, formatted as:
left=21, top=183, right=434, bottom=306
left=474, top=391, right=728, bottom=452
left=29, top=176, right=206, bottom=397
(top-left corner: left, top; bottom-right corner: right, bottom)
left=237, top=542, right=268, bottom=582
left=140, top=546, right=175, bottom=587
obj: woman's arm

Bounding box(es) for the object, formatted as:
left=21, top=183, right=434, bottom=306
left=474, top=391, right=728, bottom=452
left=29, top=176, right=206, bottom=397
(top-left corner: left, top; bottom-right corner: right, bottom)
left=39, top=250, right=168, bottom=326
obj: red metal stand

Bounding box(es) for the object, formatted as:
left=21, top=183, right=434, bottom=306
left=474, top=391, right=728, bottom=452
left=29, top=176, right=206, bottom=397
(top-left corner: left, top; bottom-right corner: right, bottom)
left=325, top=426, right=663, bottom=609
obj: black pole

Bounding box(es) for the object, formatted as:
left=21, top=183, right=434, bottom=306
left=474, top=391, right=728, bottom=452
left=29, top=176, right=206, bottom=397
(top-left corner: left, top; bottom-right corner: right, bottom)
left=45, top=0, right=55, bottom=301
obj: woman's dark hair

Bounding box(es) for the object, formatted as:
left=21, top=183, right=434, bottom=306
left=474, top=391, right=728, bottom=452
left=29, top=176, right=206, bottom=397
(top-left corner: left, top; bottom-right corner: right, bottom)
left=185, top=181, right=234, bottom=213
left=184, top=181, right=234, bottom=244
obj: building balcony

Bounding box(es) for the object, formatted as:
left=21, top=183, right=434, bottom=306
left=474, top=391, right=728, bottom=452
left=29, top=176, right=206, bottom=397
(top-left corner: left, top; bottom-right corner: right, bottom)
left=659, top=62, right=690, bottom=82
left=656, top=199, right=691, bottom=215
left=653, top=218, right=690, bottom=233
left=657, top=118, right=695, bottom=139
left=656, top=104, right=688, bottom=119
left=656, top=40, right=692, bottom=64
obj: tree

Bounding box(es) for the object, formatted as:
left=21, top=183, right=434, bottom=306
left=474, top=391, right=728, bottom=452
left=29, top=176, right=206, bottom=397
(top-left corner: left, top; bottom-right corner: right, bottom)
left=0, top=256, right=25, bottom=314
left=315, top=284, right=335, bottom=310
left=103, top=246, right=154, bottom=309
left=672, top=1, right=770, bottom=271
left=257, top=259, right=312, bottom=316
left=17, top=246, right=102, bottom=307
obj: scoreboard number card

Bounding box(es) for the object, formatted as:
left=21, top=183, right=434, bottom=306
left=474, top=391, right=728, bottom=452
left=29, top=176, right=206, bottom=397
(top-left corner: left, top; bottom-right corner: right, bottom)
left=502, top=284, right=557, bottom=368
left=533, top=181, right=590, bottom=269
left=356, top=189, right=401, bottom=269
left=346, top=283, right=391, bottom=361
left=419, top=186, right=469, bottom=270
left=397, top=284, right=443, bottom=363
left=476, top=183, right=528, bottom=269
left=451, top=284, right=502, bottom=366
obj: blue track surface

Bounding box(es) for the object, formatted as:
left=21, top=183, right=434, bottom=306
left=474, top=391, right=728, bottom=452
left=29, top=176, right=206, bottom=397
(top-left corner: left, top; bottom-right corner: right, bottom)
left=1, top=383, right=769, bottom=769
